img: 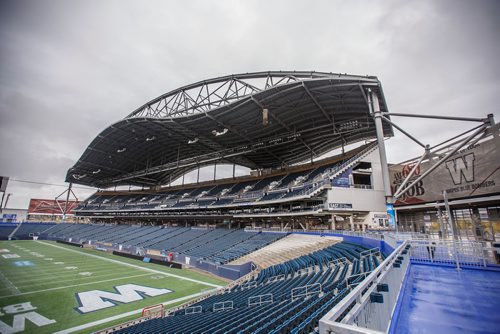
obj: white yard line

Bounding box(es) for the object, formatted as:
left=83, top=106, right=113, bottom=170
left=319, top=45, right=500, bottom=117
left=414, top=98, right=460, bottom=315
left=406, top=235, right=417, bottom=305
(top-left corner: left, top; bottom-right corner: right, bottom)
left=8, top=267, right=141, bottom=284
left=0, top=271, right=21, bottom=295
left=0, top=273, right=152, bottom=299
left=53, top=291, right=210, bottom=334
left=37, top=241, right=223, bottom=288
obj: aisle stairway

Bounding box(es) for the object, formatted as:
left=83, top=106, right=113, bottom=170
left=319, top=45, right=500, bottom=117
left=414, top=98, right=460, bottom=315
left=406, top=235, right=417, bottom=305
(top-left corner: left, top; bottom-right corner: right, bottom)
left=229, top=234, right=341, bottom=268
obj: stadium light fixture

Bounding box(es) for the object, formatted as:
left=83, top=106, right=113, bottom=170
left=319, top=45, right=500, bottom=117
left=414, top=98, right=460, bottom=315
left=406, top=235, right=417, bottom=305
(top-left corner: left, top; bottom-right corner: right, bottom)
left=146, top=136, right=156, bottom=142
left=188, top=137, right=199, bottom=144
left=92, top=169, right=101, bottom=174
left=72, top=174, right=86, bottom=180
left=117, top=148, right=126, bottom=153
left=212, top=128, right=228, bottom=136
left=262, top=109, right=269, bottom=126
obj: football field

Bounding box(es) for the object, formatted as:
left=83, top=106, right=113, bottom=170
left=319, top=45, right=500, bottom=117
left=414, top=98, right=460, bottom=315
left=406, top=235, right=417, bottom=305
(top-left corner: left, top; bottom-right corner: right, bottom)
left=0, top=240, right=226, bottom=334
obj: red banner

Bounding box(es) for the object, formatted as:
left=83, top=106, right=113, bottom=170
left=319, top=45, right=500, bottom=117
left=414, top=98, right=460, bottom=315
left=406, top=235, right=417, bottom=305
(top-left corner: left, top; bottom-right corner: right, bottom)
left=28, top=199, right=79, bottom=215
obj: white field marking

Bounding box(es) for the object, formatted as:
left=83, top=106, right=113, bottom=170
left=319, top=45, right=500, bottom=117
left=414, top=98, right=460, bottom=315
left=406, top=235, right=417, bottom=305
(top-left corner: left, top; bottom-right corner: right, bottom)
left=53, top=290, right=214, bottom=334
left=0, top=273, right=152, bottom=299
left=9, top=269, right=145, bottom=288
left=8, top=263, right=141, bottom=278
left=38, top=241, right=223, bottom=288
left=1, top=253, right=20, bottom=258
left=7, top=266, right=137, bottom=282
left=0, top=270, right=21, bottom=295
left=9, top=260, right=139, bottom=278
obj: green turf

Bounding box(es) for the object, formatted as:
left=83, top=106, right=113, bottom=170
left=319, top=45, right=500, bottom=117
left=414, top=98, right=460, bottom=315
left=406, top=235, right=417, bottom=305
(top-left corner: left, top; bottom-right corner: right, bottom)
left=0, top=240, right=227, bottom=333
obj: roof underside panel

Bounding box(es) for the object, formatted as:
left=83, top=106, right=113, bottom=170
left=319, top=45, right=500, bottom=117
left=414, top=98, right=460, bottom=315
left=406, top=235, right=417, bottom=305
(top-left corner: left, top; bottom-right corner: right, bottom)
left=66, top=71, right=392, bottom=188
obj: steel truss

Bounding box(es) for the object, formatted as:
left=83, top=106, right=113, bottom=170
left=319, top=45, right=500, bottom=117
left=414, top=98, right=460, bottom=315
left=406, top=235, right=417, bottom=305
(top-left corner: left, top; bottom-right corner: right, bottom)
left=67, top=71, right=390, bottom=188
left=373, top=110, right=496, bottom=200
left=126, top=71, right=375, bottom=119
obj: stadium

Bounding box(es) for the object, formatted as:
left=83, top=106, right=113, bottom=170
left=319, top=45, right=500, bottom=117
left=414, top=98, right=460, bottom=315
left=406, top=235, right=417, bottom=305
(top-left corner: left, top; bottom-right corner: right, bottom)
left=1, top=71, right=499, bottom=334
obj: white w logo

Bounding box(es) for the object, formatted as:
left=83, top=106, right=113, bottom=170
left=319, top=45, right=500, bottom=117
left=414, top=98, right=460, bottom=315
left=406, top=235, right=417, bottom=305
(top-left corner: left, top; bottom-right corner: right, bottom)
left=76, top=284, right=172, bottom=313
left=445, top=153, right=475, bottom=185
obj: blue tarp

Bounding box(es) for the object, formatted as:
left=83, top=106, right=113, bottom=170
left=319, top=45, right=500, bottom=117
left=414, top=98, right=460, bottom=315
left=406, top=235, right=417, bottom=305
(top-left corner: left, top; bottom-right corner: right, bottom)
left=390, top=264, right=500, bottom=334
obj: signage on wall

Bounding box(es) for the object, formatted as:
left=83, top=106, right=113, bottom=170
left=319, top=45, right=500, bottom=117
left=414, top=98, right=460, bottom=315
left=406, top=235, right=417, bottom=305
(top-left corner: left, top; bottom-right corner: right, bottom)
left=386, top=203, right=395, bottom=227
left=389, top=134, right=500, bottom=205
left=328, top=203, right=353, bottom=210
left=331, top=168, right=352, bottom=188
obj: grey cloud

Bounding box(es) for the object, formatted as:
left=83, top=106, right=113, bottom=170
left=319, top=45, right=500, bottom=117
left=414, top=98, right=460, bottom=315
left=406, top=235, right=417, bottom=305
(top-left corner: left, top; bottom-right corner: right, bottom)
left=0, top=0, right=499, bottom=208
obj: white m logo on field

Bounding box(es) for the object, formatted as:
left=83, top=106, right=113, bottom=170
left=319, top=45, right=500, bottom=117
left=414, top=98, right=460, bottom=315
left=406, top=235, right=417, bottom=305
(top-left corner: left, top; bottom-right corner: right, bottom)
left=445, top=153, right=475, bottom=185
left=76, top=284, right=172, bottom=313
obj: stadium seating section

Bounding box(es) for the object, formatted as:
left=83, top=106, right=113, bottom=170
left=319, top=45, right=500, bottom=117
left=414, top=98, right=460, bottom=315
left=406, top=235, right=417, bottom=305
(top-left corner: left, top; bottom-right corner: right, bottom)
left=75, top=158, right=345, bottom=213
left=0, top=224, right=17, bottom=240
left=114, top=242, right=380, bottom=334
left=6, top=222, right=285, bottom=265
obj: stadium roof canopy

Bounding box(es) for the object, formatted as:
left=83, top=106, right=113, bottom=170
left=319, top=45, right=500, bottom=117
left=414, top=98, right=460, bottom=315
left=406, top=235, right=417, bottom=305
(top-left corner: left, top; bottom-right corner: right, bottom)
left=66, top=71, right=393, bottom=188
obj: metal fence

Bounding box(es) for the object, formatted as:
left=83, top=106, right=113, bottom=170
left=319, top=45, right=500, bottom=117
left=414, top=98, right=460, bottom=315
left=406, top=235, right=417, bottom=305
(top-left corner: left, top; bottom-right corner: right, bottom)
left=184, top=306, right=202, bottom=315
left=291, top=283, right=322, bottom=301
left=213, top=300, right=233, bottom=312
left=409, top=240, right=487, bottom=268
left=248, top=293, right=273, bottom=306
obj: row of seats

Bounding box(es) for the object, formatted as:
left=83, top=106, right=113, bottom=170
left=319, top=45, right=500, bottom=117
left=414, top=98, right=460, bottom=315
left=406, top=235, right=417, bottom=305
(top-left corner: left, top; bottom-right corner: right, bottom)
left=0, top=224, right=17, bottom=240
left=76, top=160, right=340, bottom=212
left=115, top=242, right=375, bottom=334
left=40, top=223, right=284, bottom=265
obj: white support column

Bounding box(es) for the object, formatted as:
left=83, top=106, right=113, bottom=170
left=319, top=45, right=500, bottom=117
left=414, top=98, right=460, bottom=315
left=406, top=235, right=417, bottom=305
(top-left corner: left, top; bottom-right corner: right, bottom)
left=370, top=90, right=393, bottom=205
left=350, top=215, right=354, bottom=231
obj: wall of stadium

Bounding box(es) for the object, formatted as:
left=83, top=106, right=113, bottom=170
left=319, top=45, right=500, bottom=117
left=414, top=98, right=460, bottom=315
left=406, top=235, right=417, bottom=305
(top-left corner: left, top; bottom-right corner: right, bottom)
left=325, top=149, right=388, bottom=229
left=326, top=149, right=385, bottom=210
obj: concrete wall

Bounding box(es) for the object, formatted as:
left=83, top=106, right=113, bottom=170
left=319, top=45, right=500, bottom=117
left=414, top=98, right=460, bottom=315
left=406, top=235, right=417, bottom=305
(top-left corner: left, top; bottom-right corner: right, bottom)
left=326, top=149, right=387, bottom=227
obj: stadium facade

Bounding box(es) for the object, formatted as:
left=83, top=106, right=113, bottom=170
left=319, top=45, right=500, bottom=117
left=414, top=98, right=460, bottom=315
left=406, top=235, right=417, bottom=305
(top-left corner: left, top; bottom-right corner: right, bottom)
left=67, top=71, right=395, bottom=230
left=1, top=72, right=499, bottom=334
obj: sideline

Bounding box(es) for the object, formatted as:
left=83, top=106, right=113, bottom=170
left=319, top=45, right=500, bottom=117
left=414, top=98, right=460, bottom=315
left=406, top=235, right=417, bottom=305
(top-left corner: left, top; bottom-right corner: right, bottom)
left=37, top=241, right=223, bottom=288
left=53, top=291, right=208, bottom=334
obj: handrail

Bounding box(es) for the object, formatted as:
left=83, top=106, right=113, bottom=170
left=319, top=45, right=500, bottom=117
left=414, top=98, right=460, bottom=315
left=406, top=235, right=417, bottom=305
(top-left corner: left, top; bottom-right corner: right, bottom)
left=319, top=240, right=410, bottom=333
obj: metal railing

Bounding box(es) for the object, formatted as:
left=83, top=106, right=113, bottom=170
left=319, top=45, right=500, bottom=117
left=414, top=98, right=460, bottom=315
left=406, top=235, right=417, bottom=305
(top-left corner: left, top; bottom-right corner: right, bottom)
left=184, top=305, right=202, bottom=315
left=291, top=283, right=322, bottom=301
left=409, top=240, right=487, bottom=268
left=213, top=300, right=233, bottom=312
left=267, top=274, right=286, bottom=282
left=319, top=241, right=410, bottom=334
left=248, top=293, right=273, bottom=306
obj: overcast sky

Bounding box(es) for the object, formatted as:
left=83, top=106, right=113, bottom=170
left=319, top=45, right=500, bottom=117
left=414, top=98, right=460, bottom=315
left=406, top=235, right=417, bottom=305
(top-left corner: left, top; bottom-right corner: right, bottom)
left=0, top=0, right=499, bottom=209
